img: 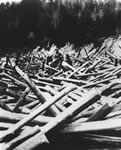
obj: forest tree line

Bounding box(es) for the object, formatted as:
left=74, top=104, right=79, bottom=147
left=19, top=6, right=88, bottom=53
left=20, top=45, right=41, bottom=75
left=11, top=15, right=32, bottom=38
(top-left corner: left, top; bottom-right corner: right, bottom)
left=0, top=0, right=121, bottom=49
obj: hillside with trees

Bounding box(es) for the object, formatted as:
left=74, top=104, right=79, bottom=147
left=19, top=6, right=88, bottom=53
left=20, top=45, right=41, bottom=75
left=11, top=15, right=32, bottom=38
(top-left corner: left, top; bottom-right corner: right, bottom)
left=0, top=0, right=121, bottom=50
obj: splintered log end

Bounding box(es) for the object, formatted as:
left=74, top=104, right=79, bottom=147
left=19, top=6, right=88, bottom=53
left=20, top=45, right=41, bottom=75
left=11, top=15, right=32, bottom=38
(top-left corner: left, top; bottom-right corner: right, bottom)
left=39, top=133, right=49, bottom=144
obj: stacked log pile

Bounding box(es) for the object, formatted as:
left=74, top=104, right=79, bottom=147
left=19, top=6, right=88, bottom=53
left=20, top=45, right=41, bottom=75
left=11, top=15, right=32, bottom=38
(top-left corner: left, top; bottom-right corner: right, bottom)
left=1, top=37, right=121, bottom=149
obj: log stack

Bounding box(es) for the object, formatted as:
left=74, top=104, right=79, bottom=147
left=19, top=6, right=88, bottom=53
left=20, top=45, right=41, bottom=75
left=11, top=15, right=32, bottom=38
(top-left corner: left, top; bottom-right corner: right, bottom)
left=0, top=36, right=121, bottom=149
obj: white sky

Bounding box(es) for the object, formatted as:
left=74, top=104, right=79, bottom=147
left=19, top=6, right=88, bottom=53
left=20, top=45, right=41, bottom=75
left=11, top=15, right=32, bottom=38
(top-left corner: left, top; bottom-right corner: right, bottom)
left=0, top=0, right=22, bottom=4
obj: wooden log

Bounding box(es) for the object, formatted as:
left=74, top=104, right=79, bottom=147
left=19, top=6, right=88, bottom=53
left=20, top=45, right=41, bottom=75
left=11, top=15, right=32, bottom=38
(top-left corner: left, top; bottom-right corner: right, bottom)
left=68, top=93, right=82, bottom=101
left=41, top=87, right=101, bottom=134
left=5, top=126, right=40, bottom=150
left=15, top=66, right=47, bottom=103
left=5, top=55, right=12, bottom=67
left=65, top=54, right=73, bottom=65
left=77, top=72, right=103, bottom=78
left=0, top=122, right=14, bottom=129
left=13, top=86, right=101, bottom=150
left=35, top=76, right=53, bottom=83
left=0, top=100, right=12, bottom=112
left=32, top=79, right=62, bottom=88
left=110, top=90, right=121, bottom=97
left=83, top=76, right=116, bottom=88
left=14, top=131, right=49, bottom=150
left=50, top=70, right=63, bottom=77
left=0, top=84, right=76, bottom=141
left=86, top=102, right=114, bottom=121
left=46, top=86, right=80, bottom=108
left=89, top=71, right=110, bottom=82
left=89, top=66, right=117, bottom=82
left=83, top=47, right=90, bottom=60
left=69, top=117, right=88, bottom=124
left=13, top=87, right=30, bottom=112
left=45, top=64, right=59, bottom=72
left=106, top=50, right=117, bottom=60
left=44, top=85, right=58, bottom=96
left=0, top=98, right=15, bottom=104
left=82, top=133, right=121, bottom=146
left=62, top=118, right=121, bottom=133
left=70, top=109, right=94, bottom=122
left=6, top=88, right=36, bottom=103
left=65, top=97, right=75, bottom=105
left=15, top=66, right=59, bottom=116
left=64, top=79, right=120, bottom=126
left=45, top=86, right=67, bottom=111
left=103, top=66, right=121, bottom=79
left=95, top=60, right=111, bottom=69
left=24, top=100, right=40, bottom=109
left=42, top=92, right=61, bottom=115
left=0, top=72, right=27, bottom=88
left=93, top=46, right=106, bottom=59
left=61, top=61, right=76, bottom=71
left=52, top=77, right=87, bottom=85
left=70, top=90, right=83, bottom=97
left=18, top=106, right=32, bottom=114
left=84, top=59, right=101, bottom=73
left=0, top=79, right=8, bottom=87
left=55, top=102, right=66, bottom=111
left=67, top=61, right=89, bottom=78
left=33, top=88, right=61, bottom=115
left=0, top=108, right=53, bottom=125
left=106, top=110, right=121, bottom=119
left=6, top=88, right=20, bottom=99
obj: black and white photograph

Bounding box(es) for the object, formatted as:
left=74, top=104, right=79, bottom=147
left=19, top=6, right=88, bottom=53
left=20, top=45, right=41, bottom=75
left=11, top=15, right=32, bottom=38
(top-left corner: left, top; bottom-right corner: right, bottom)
left=0, top=0, right=121, bottom=149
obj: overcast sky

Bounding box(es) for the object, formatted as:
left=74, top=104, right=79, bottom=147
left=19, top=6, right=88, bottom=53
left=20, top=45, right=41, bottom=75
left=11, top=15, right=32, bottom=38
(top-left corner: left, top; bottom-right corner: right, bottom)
left=0, top=0, right=121, bottom=4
